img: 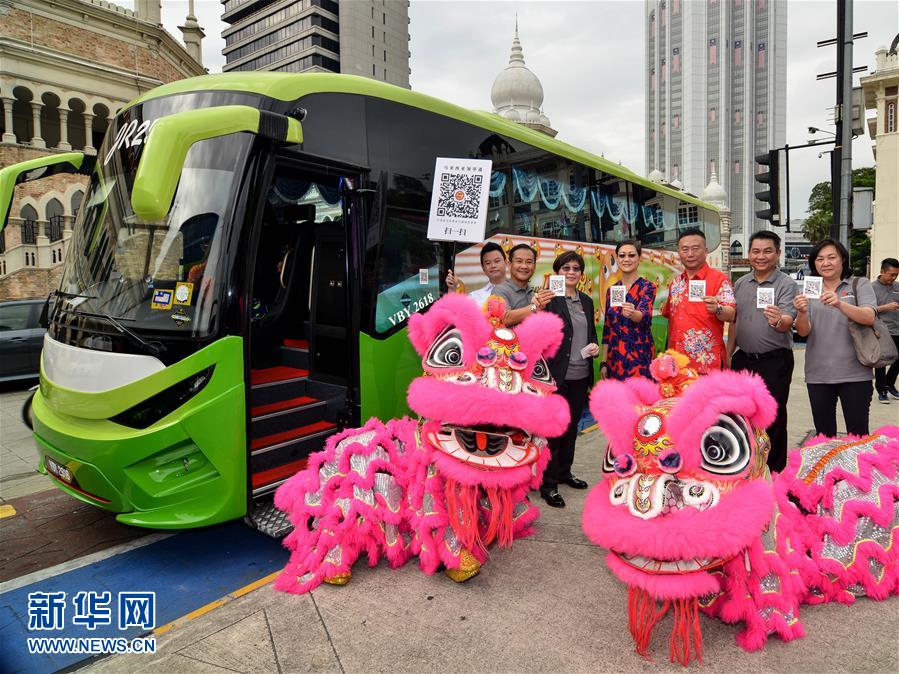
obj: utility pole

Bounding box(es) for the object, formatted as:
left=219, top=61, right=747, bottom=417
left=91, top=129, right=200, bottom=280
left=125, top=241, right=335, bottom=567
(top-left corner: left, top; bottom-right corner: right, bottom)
left=836, top=0, right=853, bottom=248
left=816, top=2, right=867, bottom=248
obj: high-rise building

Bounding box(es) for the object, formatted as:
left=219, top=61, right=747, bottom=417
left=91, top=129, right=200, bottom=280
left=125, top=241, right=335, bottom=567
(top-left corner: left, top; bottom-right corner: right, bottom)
left=221, top=0, right=411, bottom=88
left=645, top=0, right=786, bottom=259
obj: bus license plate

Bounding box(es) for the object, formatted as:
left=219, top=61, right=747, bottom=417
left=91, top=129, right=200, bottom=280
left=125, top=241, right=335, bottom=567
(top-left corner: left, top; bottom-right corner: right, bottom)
left=45, top=456, right=73, bottom=484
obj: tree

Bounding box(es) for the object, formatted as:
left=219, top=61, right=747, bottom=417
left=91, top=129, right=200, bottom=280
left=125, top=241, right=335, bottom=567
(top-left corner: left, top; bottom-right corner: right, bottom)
left=801, top=181, right=832, bottom=243
left=801, top=167, right=876, bottom=275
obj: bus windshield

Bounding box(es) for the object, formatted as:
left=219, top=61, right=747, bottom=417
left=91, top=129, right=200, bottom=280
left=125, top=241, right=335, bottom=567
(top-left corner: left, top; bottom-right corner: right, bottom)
left=52, top=132, right=253, bottom=348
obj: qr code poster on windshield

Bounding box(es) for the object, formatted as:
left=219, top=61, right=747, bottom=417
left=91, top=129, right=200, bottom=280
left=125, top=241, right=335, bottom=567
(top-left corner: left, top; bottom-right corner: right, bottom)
left=427, top=158, right=492, bottom=244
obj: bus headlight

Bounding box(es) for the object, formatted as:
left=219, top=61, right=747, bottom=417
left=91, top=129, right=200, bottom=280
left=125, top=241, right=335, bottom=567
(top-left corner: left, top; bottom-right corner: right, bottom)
left=111, top=366, right=215, bottom=429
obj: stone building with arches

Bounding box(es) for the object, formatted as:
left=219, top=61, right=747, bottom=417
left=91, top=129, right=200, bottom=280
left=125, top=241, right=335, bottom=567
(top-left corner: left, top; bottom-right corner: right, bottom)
left=0, top=0, right=205, bottom=299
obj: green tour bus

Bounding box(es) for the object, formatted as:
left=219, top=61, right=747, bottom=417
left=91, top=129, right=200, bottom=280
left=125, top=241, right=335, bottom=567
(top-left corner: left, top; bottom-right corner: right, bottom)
left=0, top=73, right=721, bottom=531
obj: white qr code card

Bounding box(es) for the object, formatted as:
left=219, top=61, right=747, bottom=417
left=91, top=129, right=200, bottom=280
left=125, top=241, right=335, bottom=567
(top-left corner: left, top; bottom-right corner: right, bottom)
left=688, top=279, right=706, bottom=302
left=803, top=276, right=823, bottom=299
left=549, top=275, right=565, bottom=296
left=427, top=158, right=493, bottom=244
left=756, top=287, right=775, bottom=309
left=610, top=285, right=627, bottom=307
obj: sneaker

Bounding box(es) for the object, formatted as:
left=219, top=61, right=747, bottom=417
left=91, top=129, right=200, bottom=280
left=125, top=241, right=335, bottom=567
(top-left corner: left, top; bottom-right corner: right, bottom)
left=878, top=392, right=890, bottom=404
left=888, top=386, right=899, bottom=401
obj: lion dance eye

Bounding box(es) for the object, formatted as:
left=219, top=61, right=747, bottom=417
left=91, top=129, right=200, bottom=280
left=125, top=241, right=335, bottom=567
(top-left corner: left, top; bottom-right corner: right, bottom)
left=426, top=328, right=464, bottom=368
left=477, top=347, right=497, bottom=367
left=530, top=357, right=553, bottom=384
left=699, top=413, right=751, bottom=475
left=508, top=351, right=528, bottom=371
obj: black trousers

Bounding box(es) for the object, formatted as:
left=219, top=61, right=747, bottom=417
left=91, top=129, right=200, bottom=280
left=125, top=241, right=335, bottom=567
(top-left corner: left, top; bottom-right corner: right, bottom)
left=874, top=335, right=899, bottom=393
left=807, top=380, right=873, bottom=438
left=732, top=348, right=794, bottom=472
left=543, top=377, right=590, bottom=491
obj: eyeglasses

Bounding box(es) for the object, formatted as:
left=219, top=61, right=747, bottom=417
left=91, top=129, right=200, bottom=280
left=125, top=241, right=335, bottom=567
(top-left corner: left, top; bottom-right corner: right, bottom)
left=559, top=265, right=582, bottom=273
left=617, top=252, right=639, bottom=259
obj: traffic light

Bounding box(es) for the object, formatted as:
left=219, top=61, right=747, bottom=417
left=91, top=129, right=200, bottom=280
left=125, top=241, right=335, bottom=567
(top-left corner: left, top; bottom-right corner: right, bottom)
left=755, top=150, right=780, bottom=225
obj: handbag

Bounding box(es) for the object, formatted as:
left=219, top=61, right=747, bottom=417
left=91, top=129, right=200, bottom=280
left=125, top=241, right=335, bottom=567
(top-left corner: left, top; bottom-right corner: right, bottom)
left=847, top=277, right=899, bottom=368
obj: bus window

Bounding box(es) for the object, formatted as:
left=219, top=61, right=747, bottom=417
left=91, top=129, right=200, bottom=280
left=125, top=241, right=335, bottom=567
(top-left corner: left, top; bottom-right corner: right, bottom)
left=373, top=209, right=440, bottom=335
left=505, top=162, right=591, bottom=243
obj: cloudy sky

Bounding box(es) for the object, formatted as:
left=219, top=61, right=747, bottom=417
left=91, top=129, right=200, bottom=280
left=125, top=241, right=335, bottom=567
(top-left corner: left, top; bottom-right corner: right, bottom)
left=131, top=0, right=897, bottom=219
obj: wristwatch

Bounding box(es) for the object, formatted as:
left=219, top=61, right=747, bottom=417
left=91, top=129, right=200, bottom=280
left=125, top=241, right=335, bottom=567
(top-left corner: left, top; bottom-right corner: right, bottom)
left=530, top=303, right=538, bottom=313
left=715, top=304, right=723, bottom=317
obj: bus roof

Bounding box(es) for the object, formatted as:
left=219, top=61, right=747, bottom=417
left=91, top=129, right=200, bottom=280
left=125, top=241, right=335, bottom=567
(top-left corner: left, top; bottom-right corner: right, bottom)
left=127, top=72, right=716, bottom=210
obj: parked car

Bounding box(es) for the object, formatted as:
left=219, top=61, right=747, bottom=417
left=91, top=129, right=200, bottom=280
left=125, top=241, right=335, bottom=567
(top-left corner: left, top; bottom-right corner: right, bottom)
left=0, top=298, right=47, bottom=383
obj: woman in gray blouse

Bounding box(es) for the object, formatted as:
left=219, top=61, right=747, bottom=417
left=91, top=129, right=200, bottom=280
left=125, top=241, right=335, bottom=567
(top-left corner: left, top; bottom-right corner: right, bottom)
left=542, top=251, right=600, bottom=509
left=793, top=238, right=877, bottom=437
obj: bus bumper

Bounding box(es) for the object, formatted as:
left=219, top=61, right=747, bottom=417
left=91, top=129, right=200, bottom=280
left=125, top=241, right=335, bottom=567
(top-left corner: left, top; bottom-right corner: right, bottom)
left=30, top=337, right=248, bottom=529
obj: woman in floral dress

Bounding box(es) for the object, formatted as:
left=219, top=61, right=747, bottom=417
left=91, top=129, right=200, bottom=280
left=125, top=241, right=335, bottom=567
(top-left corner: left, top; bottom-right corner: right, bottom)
left=601, top=240, right=657, bottom=380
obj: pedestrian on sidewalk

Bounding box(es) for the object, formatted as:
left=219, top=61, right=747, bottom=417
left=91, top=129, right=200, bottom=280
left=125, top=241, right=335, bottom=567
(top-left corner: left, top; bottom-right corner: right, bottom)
left=601, top=240, right=656, bottom=380
left=873, top=257, right=899, bottom=404
left=445, top=242, right=508, bottom=307
left=542, top=250, right=600, bottom=509
left=661, top=228, right=735, bottom=373
left=793, top=238, right=877, bottom=438
left=727, top=231, right=797, bottom=472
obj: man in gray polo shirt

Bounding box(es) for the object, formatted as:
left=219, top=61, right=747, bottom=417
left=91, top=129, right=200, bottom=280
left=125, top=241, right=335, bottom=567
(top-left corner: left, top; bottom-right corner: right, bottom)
left=727, top=231, right=797, bottom=472
left=873, top=257, right=899, bottom=403
left=491, top=243, right=554, bottom=326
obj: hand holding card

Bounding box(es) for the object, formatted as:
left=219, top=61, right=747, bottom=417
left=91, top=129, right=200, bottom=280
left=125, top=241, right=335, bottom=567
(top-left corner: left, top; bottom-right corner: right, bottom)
left=610, top=285, right=626, bottom=307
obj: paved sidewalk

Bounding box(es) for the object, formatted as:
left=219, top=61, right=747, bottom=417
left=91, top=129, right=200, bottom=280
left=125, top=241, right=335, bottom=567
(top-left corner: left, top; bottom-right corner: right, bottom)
left=0, top=386, right=46, bottom=501
left=2, top=352, right=897, bottom=672
left=80, top=350, right=899, bottom=674
left=81, top=431, right=899, bottom=674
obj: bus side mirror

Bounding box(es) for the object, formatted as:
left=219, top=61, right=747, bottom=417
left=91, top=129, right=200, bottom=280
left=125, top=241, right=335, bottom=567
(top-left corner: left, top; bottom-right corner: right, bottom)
left=0, top=153, right=95, bottom=233
left=131, top=105, right=302, bottom=222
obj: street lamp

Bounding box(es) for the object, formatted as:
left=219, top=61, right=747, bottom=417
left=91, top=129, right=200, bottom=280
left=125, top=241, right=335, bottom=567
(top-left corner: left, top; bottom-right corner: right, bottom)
left=808, top=126, right=836, bottom=137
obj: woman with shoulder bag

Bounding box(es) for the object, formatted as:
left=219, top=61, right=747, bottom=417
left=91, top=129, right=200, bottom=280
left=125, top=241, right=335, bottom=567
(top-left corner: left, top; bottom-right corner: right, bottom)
left=793, top=238, right=877, bottom=437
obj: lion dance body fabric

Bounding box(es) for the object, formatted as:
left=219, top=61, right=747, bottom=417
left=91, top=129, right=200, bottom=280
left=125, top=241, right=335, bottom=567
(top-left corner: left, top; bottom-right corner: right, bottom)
left=583, top=351, right=899, bottom=665
left=274, top=294, right=569, bottom=593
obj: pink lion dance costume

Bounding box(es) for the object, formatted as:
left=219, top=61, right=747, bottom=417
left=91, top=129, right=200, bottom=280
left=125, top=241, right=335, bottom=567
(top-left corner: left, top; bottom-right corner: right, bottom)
left=583, top=350, right=899, bottom=665
left=274, top=294, right=569, bottom=593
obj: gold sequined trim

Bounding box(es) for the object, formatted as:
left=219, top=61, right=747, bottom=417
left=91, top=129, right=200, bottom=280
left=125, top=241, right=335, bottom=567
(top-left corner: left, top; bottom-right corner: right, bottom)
left=445, top=549, right=481, bottom=583
left=322, top=572, right=352, bottom=586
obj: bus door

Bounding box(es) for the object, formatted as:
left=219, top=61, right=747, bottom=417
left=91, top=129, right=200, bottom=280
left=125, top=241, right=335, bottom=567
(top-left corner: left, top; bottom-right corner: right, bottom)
left=246, top=161, right=358, bottom=509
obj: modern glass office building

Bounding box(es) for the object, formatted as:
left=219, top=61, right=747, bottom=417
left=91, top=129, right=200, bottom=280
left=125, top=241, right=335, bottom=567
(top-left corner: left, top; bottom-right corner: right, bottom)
left=222, top=0, right=410, bottom=88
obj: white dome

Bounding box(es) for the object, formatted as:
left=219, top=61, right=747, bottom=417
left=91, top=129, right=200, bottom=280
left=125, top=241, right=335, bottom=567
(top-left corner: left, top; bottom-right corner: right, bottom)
left=700, top=172, right=728, bottom=207
left=490, top=23, right=551, bottom=131
left=648, top=169, right=665, bottom=183
left=490, top=63, right=544, bottom=111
